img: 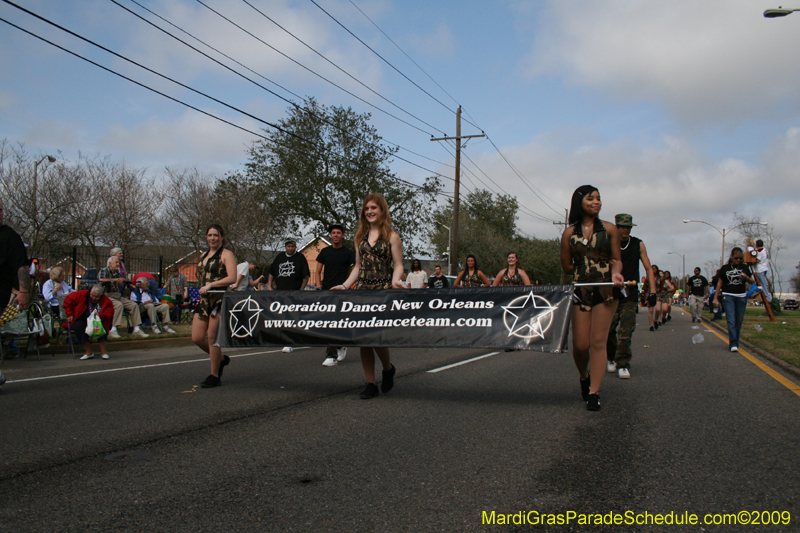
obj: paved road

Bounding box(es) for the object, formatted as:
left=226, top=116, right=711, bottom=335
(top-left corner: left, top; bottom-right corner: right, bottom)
left=0, top=308, right=798, bottom=532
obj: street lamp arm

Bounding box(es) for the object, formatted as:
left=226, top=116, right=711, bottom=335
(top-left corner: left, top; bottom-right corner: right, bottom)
left=764, top=8, right=800, bottom=18
left=683, top=219, right=724, bottom=236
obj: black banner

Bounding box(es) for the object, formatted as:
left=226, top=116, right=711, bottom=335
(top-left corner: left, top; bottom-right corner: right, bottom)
left=216, top=285, right=574, bottom=353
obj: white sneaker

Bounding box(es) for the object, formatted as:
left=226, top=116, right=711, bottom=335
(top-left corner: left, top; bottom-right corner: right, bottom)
left=607, top=361, right=617, bottom=373
left=108, top=330, right=122, bottom=339
left=336, top=347, right=347, bottom=361
left=282, top=347, right=293, bottom=353
left=162, top=325, right=176, bottom=333
left=618, top=367, right=630, bottom=379
left=322, top=357, right=338, bottom=367
left=730, top=346, right=738, bottom=352
left=152, top=326, right=162, bottom=334
left=80, top=354, right=95, bottom=360
left=132, top=329, right=149, bottom=338
left=101, top=354, right=110, bottom=360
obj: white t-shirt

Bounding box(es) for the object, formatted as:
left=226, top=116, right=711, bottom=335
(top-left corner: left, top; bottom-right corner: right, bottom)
left=406, top=270, right=427, bottom=289
left=234, top=262, right=250, bottom=290
left=755, top=248, right=769, bottom=273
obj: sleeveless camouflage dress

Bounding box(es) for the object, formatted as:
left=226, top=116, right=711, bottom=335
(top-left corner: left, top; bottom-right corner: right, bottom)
left=569, top=218, right=614, bottom=311
left=354, top=236, right=393, bottom=290
left=461, top=270, right=482, bottom=287
left=194, top=247, right=227, bottom=318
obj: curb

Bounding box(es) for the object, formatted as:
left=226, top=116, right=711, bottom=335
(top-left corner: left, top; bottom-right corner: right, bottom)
left=700, top=315, right=800, bottom=381
left=34, top=335, right=195, bottom=357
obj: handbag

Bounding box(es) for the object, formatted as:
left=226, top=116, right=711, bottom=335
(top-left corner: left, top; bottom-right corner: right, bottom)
left=0, top=294, right=20, bottom=326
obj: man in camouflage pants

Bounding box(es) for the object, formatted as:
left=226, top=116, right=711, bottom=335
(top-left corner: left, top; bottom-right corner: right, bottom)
left=607, top=214, right=657, bottom=379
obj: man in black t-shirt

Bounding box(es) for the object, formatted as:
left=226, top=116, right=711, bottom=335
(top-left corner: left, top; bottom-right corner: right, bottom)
left=315, top=225, right=356, bottom=367
left=686, top=267, right=709, bottom=323
left=268, top=240, right=310, bottom=291
left=427, top=266, right=449, bottom=289
left=0, top=202, right=30, bottom=370
left=268, top=239, right=311, bottom=354
left=607, top=214, right=657, bottom=379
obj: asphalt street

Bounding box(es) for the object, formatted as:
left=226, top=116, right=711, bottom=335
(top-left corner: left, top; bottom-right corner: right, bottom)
left=0, top=308, right=798, bottom=532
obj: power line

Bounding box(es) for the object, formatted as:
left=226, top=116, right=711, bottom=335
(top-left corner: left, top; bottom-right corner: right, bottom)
left=113, top=0, right=454, bottom=172
left=0, top=9, right=443, bottom=197
left=238, top=0, right=446, bottom=136
left=191, top=0, right=435, bottom=138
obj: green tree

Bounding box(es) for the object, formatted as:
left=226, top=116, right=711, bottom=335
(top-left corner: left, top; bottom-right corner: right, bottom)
left=243, top=99, right=440, bottom=256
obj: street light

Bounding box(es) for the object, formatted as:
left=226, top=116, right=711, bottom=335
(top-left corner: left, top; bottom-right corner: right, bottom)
left=683, top=219, right=768, bottom=268
left=764, top=7, right=800, bottom=17
left=668, top=251, right=685, bottom=291
left=437, top=222, right=451, bottom=275
left=32, top=155, right=56, bottom=246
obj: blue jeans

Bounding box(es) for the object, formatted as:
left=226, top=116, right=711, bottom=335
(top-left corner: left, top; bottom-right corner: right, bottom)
left=755, top=271, right=772, bottom=302
left=721, top=294, right=747, bottom=348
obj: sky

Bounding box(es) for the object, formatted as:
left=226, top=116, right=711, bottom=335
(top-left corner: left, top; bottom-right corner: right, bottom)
left=2, top=0, right=799, bottom=291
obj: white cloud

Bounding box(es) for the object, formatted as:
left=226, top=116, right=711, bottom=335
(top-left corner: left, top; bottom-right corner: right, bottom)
left=524, top=0, right=800, bottom=126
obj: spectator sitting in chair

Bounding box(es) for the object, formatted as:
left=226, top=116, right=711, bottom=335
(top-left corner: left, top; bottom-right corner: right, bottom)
left=99, top=255, right=148, bottom=339
left=164, top=266, right=188, bottom=323
left=130, top=277, right=175, bottom=334
left=63, top=284, right=114, bottom=360
left=41, top=266, right=74, bottom=318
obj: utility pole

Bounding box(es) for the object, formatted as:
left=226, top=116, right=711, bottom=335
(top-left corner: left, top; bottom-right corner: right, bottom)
left=430, top=106, right=484, bottom=275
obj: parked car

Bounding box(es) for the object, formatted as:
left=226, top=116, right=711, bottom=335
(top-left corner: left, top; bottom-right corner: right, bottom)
left=782, top=299, right=798, bottom=311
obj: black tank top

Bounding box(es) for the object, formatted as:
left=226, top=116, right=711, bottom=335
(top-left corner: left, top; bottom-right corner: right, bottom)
left=619, top=236, right=641, bottom=302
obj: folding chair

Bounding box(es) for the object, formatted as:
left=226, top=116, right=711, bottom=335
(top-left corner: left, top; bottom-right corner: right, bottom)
left=0, top=306, right=43, bottom=362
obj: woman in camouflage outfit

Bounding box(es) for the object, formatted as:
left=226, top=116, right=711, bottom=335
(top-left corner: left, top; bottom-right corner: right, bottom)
left=560, top=185, right=624, bottom=411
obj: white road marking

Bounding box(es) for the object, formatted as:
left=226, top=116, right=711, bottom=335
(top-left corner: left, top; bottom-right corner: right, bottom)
left=427, top=352, right=500, bottom=373
left=4, top=348, right=308, bottom=383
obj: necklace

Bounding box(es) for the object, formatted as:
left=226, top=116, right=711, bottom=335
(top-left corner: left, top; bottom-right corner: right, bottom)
left=620, top=238, right=631, bottom=251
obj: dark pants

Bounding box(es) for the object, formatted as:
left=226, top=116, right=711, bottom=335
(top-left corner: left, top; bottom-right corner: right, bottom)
left=607, top=300, right=637, bottom=368
left=70, top=319, right=108, bottom=345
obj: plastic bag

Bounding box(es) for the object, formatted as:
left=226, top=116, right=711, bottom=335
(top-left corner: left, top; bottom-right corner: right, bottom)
left=85, top=310, right=106, bottom=338
left=691, top=333, right=705, bottom=344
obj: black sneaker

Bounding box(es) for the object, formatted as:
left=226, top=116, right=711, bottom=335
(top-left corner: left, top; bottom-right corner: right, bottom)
left=360, top=382, right=379, bottom=399
left=381, top=365, right=396, bottom=393
left=649, top=325, right=655, bottom=331
left=218, top=355, right=231, bottom=378
left=580, top=375, right=591, bottom=401
left=200, top=374, right=221, bottom=388
left=667, top=315, right=672, bottom=321
left=587, top=393, right=601, bottom=411
left=654, top=322, right=659, bottom=330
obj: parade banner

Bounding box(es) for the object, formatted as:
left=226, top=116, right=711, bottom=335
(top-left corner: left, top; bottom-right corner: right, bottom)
left=217, top=285, right=574, bottom=353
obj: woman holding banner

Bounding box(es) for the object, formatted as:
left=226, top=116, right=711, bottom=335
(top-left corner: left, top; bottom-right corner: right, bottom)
left=455, top=254, right=491, bottom=287
left=332, top=194, right=405, bottom=399
left=560, top=185, right=624, bottom=411
left=193, top=224, right=237, bottom=389
left=491, top=251, right=531, bottom=287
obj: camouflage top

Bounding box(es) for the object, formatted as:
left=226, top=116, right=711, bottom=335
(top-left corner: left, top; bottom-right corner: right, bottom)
left=498, top=267, right=524, bottom=286
left=461, top=271, right=482, bottom=287
left=354, top=236, right=393, bottom=290
left=194, top=247, right=227, bottom=317
left=569, top=218, right=612, bottom=283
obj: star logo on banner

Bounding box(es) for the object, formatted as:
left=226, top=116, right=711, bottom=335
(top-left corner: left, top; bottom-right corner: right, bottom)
left=278, top=261, right=295, bottom=278
left=502, top=291, right=558, bottom=340
left=229, top=296, right=263, bottom=338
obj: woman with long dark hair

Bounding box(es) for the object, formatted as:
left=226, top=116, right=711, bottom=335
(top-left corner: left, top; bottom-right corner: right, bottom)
left=455, top=254, right=490, bottom=287
left=559, top=185, right=623, bottom=411
left=333, top=194, right=406, bottom=399
left=492, top=251, right=531, bottom=287
left=192, top=224, right=237, bottom=388
left=662, top=270, right=676, bottom=321
left=713, top=247, right=755, bottom=352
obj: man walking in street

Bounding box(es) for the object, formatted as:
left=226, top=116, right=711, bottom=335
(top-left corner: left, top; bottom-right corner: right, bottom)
left=607, top=214, right=657, bottom=379
left=268, top=239, right=310, bottom=353
left=686, top=267, right=709, bottom=323
left=314, top=225, right=355, bottom=367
